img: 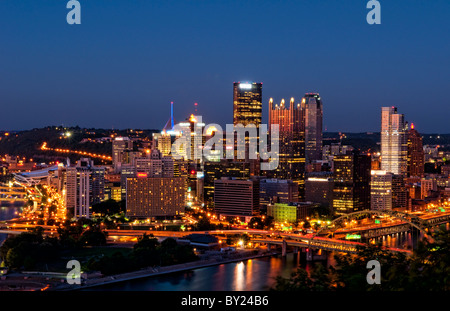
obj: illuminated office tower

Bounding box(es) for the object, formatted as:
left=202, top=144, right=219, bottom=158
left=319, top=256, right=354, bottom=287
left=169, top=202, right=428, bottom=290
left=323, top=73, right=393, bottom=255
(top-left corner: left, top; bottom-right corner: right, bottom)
left=305, top=175, right=334, bottom=208
left=268, top=97, right=305, bottom=198
left=333, top=151, right=371, bottom=216
left=421, top=178, right=437, bottom=199
left=153, top=132, right=172, bottom=156
left=203, top=160, right=252, bottom=208
left=104, top=182, right=122, bottom=202
left=65, top=158, right=105, bottom=219
left=152, top=101, right=177, bottom=157
left=135, top=148, right=174, bottom=178
left=233, top=82, right=263, bottom=127
left=112, top=137, right=133, bottom=173
left=120, top=164, right=136, bottom=201
left=370, top=170, right=393, bottom=210
left=214, top=177, right=259, bottom=220
left=301, top=93, right=323, bottom=163
left=172, top=114, right=205, bottom=162
left=65, top=167, right=90, bottom=219
left=259, top=178, right=299, bottom=211
left=407, top=123, right=424, bottom=178
left=381, top=107, right=408, bottom=176
left=392, top=174, right=408, bottom=209
left=232, top=82, right=263, bottom=164
left=126, top=176, right=185, bottom=218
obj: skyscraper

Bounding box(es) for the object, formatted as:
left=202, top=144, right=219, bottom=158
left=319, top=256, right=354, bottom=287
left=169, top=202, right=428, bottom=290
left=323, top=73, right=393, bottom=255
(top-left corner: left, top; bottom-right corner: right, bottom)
left=112, top=137, right=133, bottom=173
left=232, top=82, right=262, bottom=170
left=214, top=177, right=260, bottom=219
left=65, top=158, right=105, bottom=219
left=370, top=170, right=393, bottom=210
left=135, top=148, right=174, bottom=178
left=305, top=175, right=334, bottom=208
left=407, top=123, right=425, bottom=178
left=154, top=132, right=172, bottom=156
left=203, top=160, right=252, bottom=208
left=259, top=178, right=299, bottom=211
left=126, top=176, right=185, bottom=218
left=381, top=107, right=408, bottom=176
left=301, top=93, right=323, bottom=163
left=333, top=151, right=371, bottom=215
left=392, top=174, right=408, bottom=210
left=233, top=82, right=263, bottom=127
left=65, top=167, right=90, bottom=219
left=268, top=97, right=305, bottom=197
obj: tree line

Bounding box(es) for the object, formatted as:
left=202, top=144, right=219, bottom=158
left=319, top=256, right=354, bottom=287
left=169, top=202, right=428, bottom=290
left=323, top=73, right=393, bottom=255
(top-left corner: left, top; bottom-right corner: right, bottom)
left=273, top=228, right=450, bottom=291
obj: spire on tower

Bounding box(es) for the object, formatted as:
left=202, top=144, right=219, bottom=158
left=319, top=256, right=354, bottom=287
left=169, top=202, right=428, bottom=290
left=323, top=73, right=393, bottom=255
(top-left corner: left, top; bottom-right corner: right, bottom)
left=163, top=101, right=176, bottom=132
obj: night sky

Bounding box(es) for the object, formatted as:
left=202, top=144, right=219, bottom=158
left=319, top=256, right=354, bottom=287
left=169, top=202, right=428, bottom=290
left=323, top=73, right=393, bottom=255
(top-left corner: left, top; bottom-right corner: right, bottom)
left=1, top=0, right=449, bottom=133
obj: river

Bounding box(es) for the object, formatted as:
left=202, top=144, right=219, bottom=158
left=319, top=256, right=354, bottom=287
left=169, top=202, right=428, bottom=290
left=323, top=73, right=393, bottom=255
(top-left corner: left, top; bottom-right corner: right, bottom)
left=1, top=203, right=444, bottom=291
left=85, top=225, right=447, bottom=291
left=84, top=252, right=321, bottom=291
left=0, top=201, right=23, bottom=243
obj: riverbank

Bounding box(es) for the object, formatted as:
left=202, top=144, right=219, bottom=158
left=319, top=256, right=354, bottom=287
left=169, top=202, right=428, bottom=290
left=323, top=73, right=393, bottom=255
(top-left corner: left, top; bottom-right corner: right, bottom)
left=52, top=249, right=282, bottom=291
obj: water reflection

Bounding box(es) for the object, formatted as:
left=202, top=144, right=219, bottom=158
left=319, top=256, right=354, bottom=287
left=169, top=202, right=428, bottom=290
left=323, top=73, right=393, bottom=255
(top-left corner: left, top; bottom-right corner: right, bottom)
left=234, top=261, right=244, bottom=291
left=0, top=203, right=23, bottom=244
left=84, top=226, right=449, bottom=291
left=88, top=252, right=327, bottom=291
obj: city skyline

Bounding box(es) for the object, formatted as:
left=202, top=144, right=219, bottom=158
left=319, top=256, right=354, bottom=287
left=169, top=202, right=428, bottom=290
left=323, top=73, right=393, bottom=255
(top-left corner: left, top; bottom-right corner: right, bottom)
left=1, top=0, right=450, bottom=297
left=1, top=1, right=449, bottom=132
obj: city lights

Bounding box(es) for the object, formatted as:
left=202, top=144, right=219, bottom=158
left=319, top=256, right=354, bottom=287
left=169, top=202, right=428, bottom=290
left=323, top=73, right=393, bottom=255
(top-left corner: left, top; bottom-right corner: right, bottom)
left=0, top=1, right=448, bottom=296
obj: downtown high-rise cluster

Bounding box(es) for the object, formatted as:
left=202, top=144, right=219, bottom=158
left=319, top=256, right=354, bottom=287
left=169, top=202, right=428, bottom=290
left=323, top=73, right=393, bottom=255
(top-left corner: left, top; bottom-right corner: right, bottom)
left=16, top=81, right=448, bottom=226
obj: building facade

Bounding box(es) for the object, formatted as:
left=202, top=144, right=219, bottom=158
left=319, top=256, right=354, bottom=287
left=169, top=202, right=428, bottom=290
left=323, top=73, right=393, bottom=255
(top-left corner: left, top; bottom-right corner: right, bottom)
left=233, top=82, right=263, bottom=127
left=126, top=177, right=185, bottom=218
left=259, top=178, right=298, bottom=211
left=268, top=97, right=305, bottom=198
left=381, top=107, right=408, bottom=176
left=370, top=170, right=393, bottom=210
left=112, top=137, right=133, bottom=173
left=65, top=158, right=105, bottom=219
left=333, top=151, right=371, bottom=215
left=407, top=124, right=425, bottom=178
left=305, top=176, right=334, bottom=208
left=301, top=93, right=323, bottom=164
left=214, top=177, right=259, bottom=218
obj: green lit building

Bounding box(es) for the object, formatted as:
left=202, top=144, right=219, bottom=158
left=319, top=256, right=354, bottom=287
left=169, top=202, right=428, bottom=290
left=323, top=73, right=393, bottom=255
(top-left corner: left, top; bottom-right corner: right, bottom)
left=267, top=203, right=297, bottom=224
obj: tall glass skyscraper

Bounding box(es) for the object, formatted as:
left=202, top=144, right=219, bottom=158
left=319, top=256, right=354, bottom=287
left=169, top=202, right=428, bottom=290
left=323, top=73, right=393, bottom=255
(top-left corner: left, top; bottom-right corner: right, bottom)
left=232, top=82, right=263, bottom=163
left=333, top=151, right=371, bottom=215
left=407, top=123, right=425, bottom=178
left=268, top=97, right=305, bottom=198
left=301, top=93, right=323, bottom=164
left=381, top=107, right=408, bottom=176
left=233, top=82, right=263, bottom=127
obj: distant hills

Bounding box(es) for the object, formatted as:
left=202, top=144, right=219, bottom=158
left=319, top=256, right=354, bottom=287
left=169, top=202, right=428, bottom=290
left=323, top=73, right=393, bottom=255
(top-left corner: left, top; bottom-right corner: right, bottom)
left=0, top=127, right=449, bottom=163
left=323, top=132, right=450, bottom=153
left=0, top=126, right=157, bottom=164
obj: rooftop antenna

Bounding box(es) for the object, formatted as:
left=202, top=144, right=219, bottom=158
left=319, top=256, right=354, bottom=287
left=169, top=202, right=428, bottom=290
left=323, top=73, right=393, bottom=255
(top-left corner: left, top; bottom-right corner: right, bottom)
left=171, top=101, right=174, bottom=128
left=163, top=101, right=176, bottom=132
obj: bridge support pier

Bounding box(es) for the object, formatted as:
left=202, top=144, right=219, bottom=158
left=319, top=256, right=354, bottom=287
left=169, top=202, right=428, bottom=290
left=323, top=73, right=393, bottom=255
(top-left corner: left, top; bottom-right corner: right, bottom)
left=281, top=240, right=287, bottom=257
left=306, top=249, right=313, bottom=261
left=305, top=248, right=327, bottom=261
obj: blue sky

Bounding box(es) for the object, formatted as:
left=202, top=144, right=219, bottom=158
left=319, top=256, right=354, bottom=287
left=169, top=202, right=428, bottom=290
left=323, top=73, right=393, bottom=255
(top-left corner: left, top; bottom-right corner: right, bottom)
left=1, top=0, right=449, bottom=133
